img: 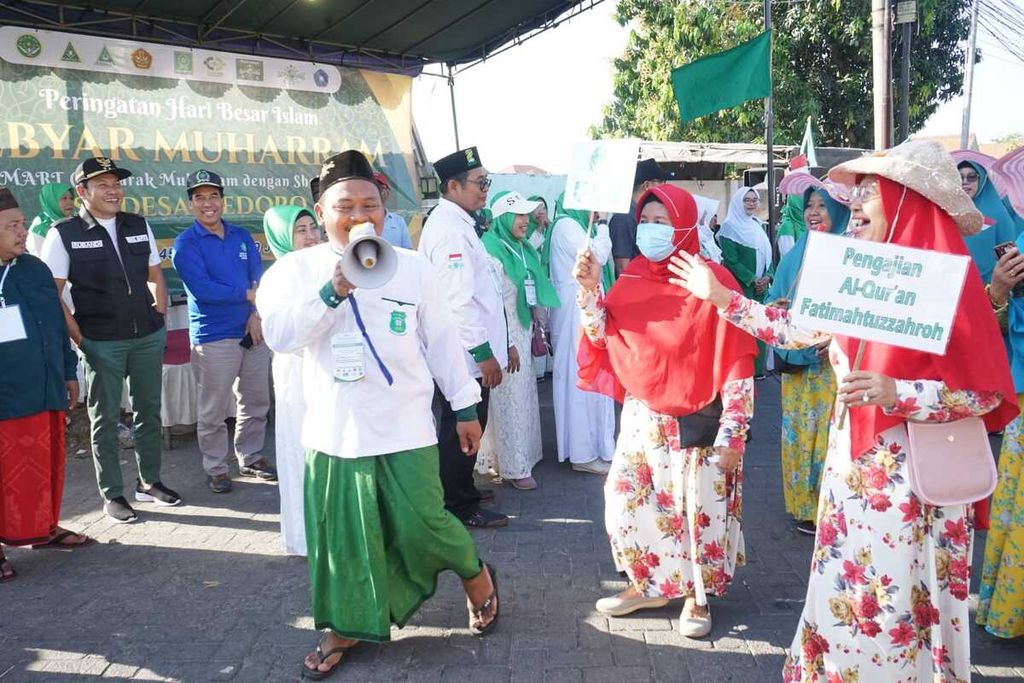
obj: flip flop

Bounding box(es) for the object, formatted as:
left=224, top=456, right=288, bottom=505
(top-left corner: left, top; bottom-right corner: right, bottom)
left=30, top=529, right=96, bottom=550
left=300, top=634, right=357, bottom=680
left=0, top=554, right=16, bottom=583
left=468, top=563, right=500, bottom=636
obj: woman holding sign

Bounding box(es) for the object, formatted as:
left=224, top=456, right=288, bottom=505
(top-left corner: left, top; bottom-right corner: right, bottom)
left=573, top=184, right=757, bottom=638
left=669, top=140, right=1018, bottom=681
left=767, top=182, right=850, bottom=535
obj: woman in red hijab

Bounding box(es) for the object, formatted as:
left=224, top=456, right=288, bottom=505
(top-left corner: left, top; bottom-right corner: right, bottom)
left=573, top=184, right=757, bottom=639
left=669, top=141, right=1018, bottom=681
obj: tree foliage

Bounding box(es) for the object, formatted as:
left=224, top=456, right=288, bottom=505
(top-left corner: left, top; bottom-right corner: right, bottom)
left=592, top=0, right=973, bottom=148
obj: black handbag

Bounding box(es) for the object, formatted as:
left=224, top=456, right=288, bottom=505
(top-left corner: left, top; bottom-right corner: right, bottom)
left=676, top=396, right=723, bottom=449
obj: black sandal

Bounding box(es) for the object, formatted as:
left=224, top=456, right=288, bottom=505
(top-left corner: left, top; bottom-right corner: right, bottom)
left=468, top=563, right=500, bottom=636
left=30, top=529, right=96, bottom=550
left=0, top=552, right=16, bottom=583
left=300, top=633, right=357, bottom=680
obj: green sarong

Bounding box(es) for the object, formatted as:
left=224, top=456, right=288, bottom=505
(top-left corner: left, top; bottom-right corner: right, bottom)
left=305, top=446, right=483, bottom=642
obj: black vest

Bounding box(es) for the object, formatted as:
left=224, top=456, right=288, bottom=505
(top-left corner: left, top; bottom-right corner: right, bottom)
left=55, top=211, right=164, bottom=341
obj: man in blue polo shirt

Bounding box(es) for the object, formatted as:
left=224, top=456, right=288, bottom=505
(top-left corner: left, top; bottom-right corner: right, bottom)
left=172, top=170, right=276, bottom=493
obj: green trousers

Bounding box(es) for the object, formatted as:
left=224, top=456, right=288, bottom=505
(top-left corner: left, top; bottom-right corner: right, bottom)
left=80, top=326, right=166, bottom=500
left=305, top=447, right=483, bottom=642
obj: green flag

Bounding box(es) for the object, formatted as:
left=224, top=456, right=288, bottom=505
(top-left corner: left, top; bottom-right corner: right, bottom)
left=671, top=30, right=772, bottom=122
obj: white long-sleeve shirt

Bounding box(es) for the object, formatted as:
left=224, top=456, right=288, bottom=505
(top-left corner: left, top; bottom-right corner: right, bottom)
left=256, top=243, right=481, bottom=459
left=418, top=197, right=509, bottom=376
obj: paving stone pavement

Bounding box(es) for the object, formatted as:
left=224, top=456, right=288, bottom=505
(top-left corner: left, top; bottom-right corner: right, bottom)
left=2, top=376, right=1023, bottom=682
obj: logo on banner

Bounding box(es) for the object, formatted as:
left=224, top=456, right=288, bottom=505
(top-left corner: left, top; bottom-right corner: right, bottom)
left=174, top=51, right=193, bottom=74
left=15, top=34, right=42, bottom=59
left=131, top=48, right=153, bottom=70
left=203, top=56, right=226, bottom=75
left=96, top=46, right=115, bottom=66
left=278, top=65, right=303, bottom=85
left=313, top=69, right=329, bottom=88
left=236, top=58, right=264, bottom=82
left=60, top=41, right=80, bottom=63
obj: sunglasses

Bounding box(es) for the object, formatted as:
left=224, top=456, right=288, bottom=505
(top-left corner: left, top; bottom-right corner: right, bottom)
left=960, top=173, right=980, bottom=183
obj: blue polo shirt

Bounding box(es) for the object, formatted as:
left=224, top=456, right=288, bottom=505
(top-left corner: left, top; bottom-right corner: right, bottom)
left=172, top=220, right=262, bottom=345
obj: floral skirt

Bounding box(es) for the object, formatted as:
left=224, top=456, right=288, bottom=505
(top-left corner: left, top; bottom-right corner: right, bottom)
left=780, top=363, right=835, bottom=522
left=783, top=423, right=973, bottom=683
left=977, top=394, right=1024, bottom=638
left=605, top=397, right=744, bottom=603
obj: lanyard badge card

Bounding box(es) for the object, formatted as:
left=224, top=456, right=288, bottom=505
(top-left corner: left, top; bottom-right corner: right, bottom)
left=331, top=331, right=365, bottom=382
left=0, top=263, right=28, bottom=344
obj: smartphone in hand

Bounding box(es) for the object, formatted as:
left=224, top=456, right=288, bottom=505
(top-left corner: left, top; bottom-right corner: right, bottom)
left=994, top=242, right=1024, bottom=298
left=239, top=333, right=254, bottom=349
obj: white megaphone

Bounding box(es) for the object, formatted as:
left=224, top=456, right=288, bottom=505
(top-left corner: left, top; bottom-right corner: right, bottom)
left=339, top=223, right=398, bottom=289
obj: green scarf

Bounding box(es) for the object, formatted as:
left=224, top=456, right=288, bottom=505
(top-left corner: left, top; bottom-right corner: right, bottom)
left=776, top=194, right=805, bottom=242
left=551, top=192, right=614, bottom=291
left=263, top=205, right=316, bottom=258
left=28, top=183, right=72, bottom=238
left=481, top=191, right=560, bottom=329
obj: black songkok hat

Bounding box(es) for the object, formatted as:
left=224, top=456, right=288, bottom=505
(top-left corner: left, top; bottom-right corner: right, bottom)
left=0, top=187, right=19, bottom=211
left=433, top=147, right=483, bottom=184
left=309, top=176, right=321, bottom=203
left=634, top=158, right=671, bottom=186
left=318, top=151, right=376, bottom=197
left=71, top=156, right=132, bottom=185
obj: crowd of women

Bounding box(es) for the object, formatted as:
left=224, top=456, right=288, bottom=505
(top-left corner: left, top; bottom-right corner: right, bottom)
left=5, top=137, right=1024, bottom=682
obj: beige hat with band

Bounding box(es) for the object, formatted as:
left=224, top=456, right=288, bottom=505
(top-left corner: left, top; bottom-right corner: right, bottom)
left=828, top=140, right=983, bottom=236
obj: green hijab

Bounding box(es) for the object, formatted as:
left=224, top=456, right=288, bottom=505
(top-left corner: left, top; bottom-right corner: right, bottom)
left=775, top=194, right=805, bottom=243
left=551, top=191, right=614, bottom=291
left=29, top=183, right=72, bottom=237
left=481, top=191, right=560, bottom=329
left=263, top=205, right=316, bottom=258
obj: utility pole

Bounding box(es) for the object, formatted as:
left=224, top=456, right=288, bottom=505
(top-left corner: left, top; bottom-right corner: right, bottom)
left=896, top=1, right=917, bottom=142
left=960, top=0, right=980, bottom=149
left=871, top=0, right=892, bottom=150
left=447, top=64, right=460, bottom=149
left=764, top=0, right=777, bottom=244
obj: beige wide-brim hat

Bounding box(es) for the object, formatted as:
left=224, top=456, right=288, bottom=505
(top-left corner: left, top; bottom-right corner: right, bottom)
left=828, top=140, right=983, bottom=235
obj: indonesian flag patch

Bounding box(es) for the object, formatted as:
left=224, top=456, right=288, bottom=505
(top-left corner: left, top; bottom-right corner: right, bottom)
left=447, top=253, right=464, bottom=269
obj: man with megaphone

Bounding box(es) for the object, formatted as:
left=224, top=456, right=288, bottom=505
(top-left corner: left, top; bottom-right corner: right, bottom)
left=257, top=151, right=500, bottom=679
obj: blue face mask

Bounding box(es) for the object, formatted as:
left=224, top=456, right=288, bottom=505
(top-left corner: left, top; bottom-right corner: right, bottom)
left=635, top=222, right=677, bottom=262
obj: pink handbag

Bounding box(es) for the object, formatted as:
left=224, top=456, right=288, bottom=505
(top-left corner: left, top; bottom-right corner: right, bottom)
left=531, top=322, right=550, bottom=358
left=905, top=417, right=998, bottom=507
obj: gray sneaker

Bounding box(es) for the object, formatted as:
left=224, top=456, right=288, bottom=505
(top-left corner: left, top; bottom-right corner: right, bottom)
left=104, top=496, right=137, bottom=523
left=207, top=475, right=233, bottom=493
left=238, top=458, right=278, bottom=482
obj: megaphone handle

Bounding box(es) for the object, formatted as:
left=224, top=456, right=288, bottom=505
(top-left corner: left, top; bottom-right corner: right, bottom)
left=347, top=295, right=394, bottom=386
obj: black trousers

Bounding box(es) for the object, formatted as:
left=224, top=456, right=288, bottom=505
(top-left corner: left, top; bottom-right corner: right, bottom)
left=433, top=381, right=490, bottom=518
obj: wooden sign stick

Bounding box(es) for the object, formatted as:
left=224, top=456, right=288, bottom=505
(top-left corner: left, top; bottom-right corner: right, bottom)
left=836, top=339, right=867, bottom=430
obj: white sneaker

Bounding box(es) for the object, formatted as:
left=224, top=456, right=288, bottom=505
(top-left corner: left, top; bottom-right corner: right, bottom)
left=677, top=601, right=712, bottom=638
left=572, top=459, right=611, bottom=475
left=595, top=592, right=669, bottom=617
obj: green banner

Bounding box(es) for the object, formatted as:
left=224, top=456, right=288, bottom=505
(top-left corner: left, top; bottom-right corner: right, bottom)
left=0, top=29, right=418, bottom=294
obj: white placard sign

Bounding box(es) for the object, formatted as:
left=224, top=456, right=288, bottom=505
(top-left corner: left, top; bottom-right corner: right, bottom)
left=562, top=140, right=639, bottom=214
left=790, top=231, right=970, bottom=354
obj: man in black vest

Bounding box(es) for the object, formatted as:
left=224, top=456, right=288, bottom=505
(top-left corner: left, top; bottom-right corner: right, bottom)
left=40, top=157, right=180, bottom=523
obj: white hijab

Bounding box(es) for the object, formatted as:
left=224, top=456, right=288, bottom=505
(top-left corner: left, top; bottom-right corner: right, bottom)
left=717, top=186, right=771, bottom=277
left=692, top=194, right=722, bottom=263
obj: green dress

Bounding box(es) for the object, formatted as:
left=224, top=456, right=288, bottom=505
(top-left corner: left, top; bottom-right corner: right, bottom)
left=719, top=237, right=773, bottom=375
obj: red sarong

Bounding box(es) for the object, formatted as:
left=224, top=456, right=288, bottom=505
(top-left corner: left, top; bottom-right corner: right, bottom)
left=0, top=410, right=66, bottom=546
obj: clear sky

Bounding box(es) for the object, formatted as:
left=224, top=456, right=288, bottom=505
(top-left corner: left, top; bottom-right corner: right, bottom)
left=411, top=4, right=1024, bottom=174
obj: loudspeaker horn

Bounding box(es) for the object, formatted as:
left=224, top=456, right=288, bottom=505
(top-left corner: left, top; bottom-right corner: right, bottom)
left=339, top=223, right=398, bottom=289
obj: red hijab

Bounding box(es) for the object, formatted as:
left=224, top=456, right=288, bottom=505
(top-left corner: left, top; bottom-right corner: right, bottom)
left=837, top=177, right=1018, bottom=458
left=577, top=184, right=757, bottom=416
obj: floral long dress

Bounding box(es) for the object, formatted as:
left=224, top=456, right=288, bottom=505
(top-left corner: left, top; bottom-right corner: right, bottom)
left=579, top=290, right=754, bottom=604
left=780, top=363, right=836, bottom=522
left=976, top=394, right=1024, bottom=638
left=721, top=293, right=1004, bottom=683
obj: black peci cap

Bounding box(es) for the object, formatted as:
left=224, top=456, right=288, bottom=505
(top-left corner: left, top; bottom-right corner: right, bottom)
left=433, top=147, right=483, bottom=184
left=318, top=151, right=376, bottom=196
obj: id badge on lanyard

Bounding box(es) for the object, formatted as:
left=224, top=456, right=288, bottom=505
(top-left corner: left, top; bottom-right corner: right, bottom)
left=524, top=275, right=538, bottom=306
left=0, top=263, right=27, bottom=344
left=331, top=331, right=365, bottom=382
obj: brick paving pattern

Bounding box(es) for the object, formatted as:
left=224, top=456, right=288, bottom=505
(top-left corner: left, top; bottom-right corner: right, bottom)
left=2, top=377, right=1022, bottom=681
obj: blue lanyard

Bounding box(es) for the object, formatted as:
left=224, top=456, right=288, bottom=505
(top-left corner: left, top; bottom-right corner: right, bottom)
left=347, top=294, right=394, bottom=386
